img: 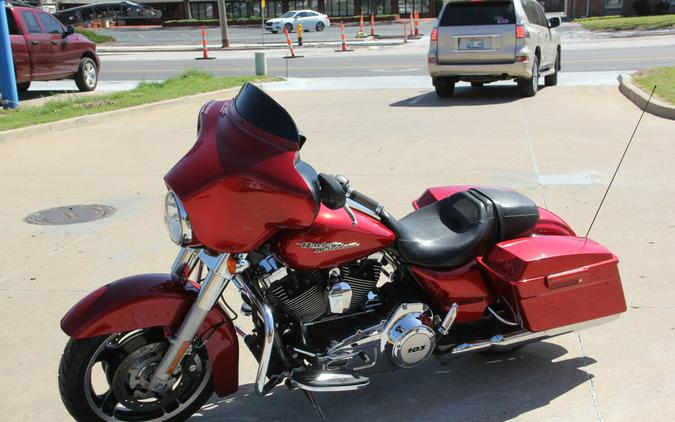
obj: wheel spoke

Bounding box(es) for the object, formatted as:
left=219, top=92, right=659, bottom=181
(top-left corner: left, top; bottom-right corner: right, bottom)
left=100, top=390, right=120, bottom=416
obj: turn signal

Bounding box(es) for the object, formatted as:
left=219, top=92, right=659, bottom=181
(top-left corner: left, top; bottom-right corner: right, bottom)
left=515, top=24, right=526, bottom=39
left=227, top=256, right=237, bottom=274
left=431, top=28, right=438, bottom=42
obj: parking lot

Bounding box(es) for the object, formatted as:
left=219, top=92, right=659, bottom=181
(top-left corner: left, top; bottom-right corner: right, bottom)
left=1, top=81, right=674, bottom=421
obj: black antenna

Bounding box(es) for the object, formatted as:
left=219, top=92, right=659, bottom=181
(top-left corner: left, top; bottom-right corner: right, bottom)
left=585, top=85, right=657, bottom=239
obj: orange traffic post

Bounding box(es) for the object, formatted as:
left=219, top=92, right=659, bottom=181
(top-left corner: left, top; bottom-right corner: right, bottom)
left=409, top=12, right=414, bottom=37
left=403, top=22, right=408, bottom=43
left=356, top=15, right=366, bottom=38
left=370, top=13, right=376, bottom=37
left=414, top=12, right=420, bottom=36
left=195, top=26, right=214, bottom=60
left=283, top=27, right=298, bottom=58
left=335, top=21, right=353, bottom=52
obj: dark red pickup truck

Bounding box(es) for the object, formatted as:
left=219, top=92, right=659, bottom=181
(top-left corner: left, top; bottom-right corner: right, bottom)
left=5, top=5, right=100, bottom=92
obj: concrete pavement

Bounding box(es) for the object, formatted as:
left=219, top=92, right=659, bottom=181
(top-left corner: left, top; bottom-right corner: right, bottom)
left=1, top=83, right=674, bottom=421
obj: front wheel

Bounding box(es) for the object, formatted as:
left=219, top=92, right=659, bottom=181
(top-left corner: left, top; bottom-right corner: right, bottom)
left=75, top=57, right=98, bottom=92
left=545, top=52, right=560, bottom=87
left=58, top=329, right=213, bottom=422
left=316, top=21, right=325, bottom=31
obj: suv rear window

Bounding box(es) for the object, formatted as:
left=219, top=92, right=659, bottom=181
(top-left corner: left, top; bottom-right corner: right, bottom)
left=439, top=1, right=516, bottom=26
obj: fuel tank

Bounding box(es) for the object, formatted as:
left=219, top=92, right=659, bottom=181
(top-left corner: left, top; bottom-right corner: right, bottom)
left=273, top=205, right=395, bottom=270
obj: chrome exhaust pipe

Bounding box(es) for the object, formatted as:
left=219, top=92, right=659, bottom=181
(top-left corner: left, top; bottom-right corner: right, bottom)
left=449, top=314, right=620, bottom=354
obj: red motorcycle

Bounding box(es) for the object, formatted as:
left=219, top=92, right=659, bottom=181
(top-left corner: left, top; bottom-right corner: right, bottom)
left=58, top=84, right=627, bottom=421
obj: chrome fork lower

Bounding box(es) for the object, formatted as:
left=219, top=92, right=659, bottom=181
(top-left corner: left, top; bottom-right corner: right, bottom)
left=149, top=249, right=242, bottom=392
left=235, top=274, right=275, bottom=395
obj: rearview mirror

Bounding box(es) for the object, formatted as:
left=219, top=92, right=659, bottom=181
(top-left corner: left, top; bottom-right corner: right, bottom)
left=548, top=17, right=561, bottom=28
left=63, top=25, right=75, bottom=38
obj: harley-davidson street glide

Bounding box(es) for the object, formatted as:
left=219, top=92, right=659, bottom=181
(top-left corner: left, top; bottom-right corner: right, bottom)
left=58, top=84, right=627, bottom=421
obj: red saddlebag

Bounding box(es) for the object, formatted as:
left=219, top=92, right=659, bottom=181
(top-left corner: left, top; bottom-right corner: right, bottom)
left=478, top=236, right=627, bottom=332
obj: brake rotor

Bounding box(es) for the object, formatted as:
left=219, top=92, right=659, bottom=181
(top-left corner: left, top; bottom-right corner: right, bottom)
left=111, top=342, right=204, bottom=412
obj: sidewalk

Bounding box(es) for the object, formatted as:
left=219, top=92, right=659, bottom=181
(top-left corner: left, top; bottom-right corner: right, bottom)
left=1, top=84, right=674, bottom=421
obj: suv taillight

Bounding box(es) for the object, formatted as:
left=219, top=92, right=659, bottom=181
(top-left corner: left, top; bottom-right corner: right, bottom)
left=515, top=24, right=526, bottom=39
left=431, top=28, right=438, bottom=42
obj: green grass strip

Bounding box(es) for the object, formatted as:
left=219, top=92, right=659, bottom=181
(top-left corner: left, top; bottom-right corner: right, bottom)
left=75, top=28, right=116, bottom=44
left=575, top=14, right=675, bottom=31
left=0, top=70, right=276, bottom=132
left=632, top=66, right=675, bottom=105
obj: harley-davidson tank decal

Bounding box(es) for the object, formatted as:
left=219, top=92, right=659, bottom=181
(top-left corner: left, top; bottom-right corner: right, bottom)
left=296, top=241, right=360, bottom=253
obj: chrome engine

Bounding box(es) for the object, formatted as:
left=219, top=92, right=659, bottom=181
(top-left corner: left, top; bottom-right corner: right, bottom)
left=320, top=303, right=436, bottom=372
left=265, top=259, right=382, bottom=323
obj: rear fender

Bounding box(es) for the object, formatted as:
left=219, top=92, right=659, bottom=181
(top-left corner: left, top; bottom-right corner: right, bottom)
left=60, top=273, right=238, bottom=397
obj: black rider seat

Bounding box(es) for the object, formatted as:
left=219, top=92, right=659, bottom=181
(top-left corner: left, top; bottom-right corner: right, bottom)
left=386, top=188, right=539, bottom=268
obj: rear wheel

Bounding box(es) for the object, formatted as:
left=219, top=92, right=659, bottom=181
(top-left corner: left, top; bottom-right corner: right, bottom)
left=316, top=21, right=325, bottom=31
left=517, top=56, right=539, bottom=97
left=433, top=78, right=455, bottom=98
left=58, top=329, right=213, bottom=422
left=471, top=82, right=484, bottom=88
left=545, top=52, right=560, bottom=87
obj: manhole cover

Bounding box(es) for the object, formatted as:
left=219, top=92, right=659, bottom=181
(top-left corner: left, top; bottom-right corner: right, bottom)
left=24, top=204, right=116, bottom=225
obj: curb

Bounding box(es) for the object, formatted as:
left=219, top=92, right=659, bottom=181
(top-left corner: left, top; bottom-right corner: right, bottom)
left=0, top=86, right=248, bottom=143
left=618, top=73, right=675, bottom=121
left=97, top=39, right=406, bottom=53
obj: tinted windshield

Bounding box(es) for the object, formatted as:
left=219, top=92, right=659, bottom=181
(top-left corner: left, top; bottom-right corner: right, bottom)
left=281, top=11, right=297, bottom=18
left=234, top=83, right=300, bottom=145
left=440, top=2, right=515, bottom=26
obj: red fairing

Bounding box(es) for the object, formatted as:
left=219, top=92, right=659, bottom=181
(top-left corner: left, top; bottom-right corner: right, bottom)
left=164, top=100, right=318, bottom=253
left=274, top=206, right=395, bottom=270
left=410, top=263, right=494, bottom=323
left=479, top=236, right=627, bottom=332
left=413, top=185, right=575, bottom=236
left=60, top=274, right=239, bottom=397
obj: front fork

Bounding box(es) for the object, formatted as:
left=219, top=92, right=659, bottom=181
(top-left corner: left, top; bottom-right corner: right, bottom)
left=148, top=248, right=260, bottom=393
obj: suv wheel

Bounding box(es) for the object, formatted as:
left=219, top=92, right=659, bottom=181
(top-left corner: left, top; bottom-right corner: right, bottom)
left=517, top=57, right=539, bottom=97
left=434, top=78, right=455, bottom=97
left=545, top=52, right=560, bottom=87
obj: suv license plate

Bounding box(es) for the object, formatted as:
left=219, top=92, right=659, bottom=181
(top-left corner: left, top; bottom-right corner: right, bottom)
left=466, top=39, right=485, bottom=49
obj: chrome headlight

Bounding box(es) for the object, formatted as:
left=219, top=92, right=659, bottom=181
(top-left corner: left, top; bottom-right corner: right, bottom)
left=164, top=191, right=192, bottom=246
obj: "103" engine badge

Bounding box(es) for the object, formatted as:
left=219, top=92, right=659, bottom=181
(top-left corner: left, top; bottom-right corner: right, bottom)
left=296, top=241, right=360, bottom=253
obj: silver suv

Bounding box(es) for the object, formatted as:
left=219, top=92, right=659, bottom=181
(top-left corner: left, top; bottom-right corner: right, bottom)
left=427, top=0, right=561, bottom=97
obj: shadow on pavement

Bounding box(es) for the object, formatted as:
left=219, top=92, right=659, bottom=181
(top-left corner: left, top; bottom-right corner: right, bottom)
left=19, top=90, right=79, bottom=101
left=194, top=341, right=594, bottom=422
left=390, top=86, right=529, bottom=107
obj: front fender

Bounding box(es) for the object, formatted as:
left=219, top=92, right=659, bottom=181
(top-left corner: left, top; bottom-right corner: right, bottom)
left=60, top=273, right=238, bottom=397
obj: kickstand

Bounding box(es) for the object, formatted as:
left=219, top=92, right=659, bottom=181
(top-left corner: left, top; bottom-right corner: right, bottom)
left=302, top=389, right=327, bottom=422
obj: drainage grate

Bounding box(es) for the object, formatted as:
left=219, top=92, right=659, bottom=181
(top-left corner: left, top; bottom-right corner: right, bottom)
left=24, top=204, right=116, bottom=225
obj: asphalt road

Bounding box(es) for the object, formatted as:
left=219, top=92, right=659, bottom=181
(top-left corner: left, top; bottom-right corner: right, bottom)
left=97, top=41, right=675, bottom=81
left=97, top=20, right=430, bottom=46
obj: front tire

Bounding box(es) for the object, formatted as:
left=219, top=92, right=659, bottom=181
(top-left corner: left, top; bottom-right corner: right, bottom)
left=517, top=56, right=539, bottom=97
left=58, top=330, right=213, bottom=422
left=75, top=57, right=98, bottom=92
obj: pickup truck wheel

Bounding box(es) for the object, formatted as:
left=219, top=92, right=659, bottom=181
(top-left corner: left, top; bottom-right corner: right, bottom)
left=434, top=78, right=455, bottom=97
left=75, top=57, right=98, bottom=92
left=517, top=56, right=539, bottom=97
left=17, top=82, right=30, bottom=92
left=545, top=53, right=560, bottom=87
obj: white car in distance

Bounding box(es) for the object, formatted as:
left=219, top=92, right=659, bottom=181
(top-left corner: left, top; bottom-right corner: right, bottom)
left=265, top=10, right=330, bottom=33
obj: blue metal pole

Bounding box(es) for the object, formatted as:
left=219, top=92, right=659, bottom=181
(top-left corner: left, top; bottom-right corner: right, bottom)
left=0, top=4, right=19, bottom=109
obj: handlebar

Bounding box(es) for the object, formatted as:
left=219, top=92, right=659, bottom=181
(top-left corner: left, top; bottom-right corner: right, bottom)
left=333, top=174, right=383, bottom=215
